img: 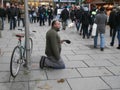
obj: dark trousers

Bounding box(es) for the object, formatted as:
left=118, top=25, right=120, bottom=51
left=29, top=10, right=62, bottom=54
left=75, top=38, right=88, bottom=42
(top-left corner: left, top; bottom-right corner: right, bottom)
left=39, top=19, right=45, bottom=26
left=10, top=18, right=16, bottom=30
left=48, top=16, right=52, bottom=26
left=83, top=24, right=89, bottom=38
left=110, top=28, right=117, bottom=45
left=18, top=18, right=25, bottom=27
left=110, top=26, right=114, bottom=37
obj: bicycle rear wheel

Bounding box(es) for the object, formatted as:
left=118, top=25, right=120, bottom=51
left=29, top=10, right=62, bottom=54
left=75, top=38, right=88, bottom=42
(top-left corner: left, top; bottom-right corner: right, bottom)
left=10, top=46, right=22, bottom=77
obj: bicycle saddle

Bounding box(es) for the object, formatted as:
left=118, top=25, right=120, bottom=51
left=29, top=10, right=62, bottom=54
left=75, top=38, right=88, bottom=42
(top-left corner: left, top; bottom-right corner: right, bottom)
left=16, top=34, right=24, bottom=38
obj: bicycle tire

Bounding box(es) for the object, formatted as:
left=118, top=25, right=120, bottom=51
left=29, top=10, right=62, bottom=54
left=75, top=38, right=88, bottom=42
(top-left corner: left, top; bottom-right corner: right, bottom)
left=10, top=46, right=22, bottom=77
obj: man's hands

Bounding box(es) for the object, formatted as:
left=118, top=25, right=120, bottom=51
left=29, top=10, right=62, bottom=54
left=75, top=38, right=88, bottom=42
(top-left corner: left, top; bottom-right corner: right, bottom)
left=64, top=40, right=71, bottom=44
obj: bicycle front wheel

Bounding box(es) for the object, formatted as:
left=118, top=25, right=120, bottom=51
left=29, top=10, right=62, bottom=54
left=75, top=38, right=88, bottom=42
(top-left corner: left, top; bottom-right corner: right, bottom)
left=10, top=46, right=22, bottom=77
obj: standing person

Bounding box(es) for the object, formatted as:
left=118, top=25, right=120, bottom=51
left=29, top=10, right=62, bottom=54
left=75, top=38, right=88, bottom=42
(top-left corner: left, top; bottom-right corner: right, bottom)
left=40, top=20, right=70, bottom=69
left=109, top=7, right=117, bottom=46
left=108, top=7, right=117, bottom=37
left=70, top=6, right=75, bottom=22
left=0, top=5, right=6, bottom=30
left=81, top=7, right=90, bottom=39
left=115, top=6, right=120, bottom=49
left=60, top=6, right=69, bottom=30
left=74, top=6, right=82, bottom=32
left=47, top=5, right=53, bottom=26
left=94, top=7, right=107, bottom=51
left=38, top=5, right=46, bottom=26
left=6, top=5, right=11, bottom=23
left=20, top=5, right=25, bottom=27
left=9, top=4, right=16, bottom=30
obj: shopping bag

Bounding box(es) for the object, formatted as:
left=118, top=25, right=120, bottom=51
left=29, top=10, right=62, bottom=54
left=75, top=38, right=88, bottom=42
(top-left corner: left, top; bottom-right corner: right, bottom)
left=92, top=23, right=97, bottom=36
left=68, top=22, right=75, bottom=28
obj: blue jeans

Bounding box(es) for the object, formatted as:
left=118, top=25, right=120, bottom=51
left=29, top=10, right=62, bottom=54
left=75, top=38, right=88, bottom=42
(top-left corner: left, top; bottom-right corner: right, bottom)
left=116, top=26, right=120, bottom=45
left=75, top=20, right=80, bottom=31
left=94, top=33, right=105, bottom=48
left=10, top=18, right=15, bottom=30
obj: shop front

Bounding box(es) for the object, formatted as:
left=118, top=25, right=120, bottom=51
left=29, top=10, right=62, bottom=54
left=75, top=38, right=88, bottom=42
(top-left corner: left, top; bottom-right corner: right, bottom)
left=28, top=0, right=53, bottom=7
left=88, top=0, right=114, bottom=16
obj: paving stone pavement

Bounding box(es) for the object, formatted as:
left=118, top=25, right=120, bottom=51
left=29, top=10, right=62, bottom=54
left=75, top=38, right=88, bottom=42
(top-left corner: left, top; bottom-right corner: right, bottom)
left=0, top=20, right=120, bottom=90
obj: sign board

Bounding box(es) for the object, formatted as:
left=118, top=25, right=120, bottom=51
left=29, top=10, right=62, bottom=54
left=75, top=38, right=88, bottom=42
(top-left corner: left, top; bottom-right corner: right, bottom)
left=57, top=8, right=63, bottom=15
left=60, top=0, right=75, bottom=2
left=54, top=0, right=58, bottom=2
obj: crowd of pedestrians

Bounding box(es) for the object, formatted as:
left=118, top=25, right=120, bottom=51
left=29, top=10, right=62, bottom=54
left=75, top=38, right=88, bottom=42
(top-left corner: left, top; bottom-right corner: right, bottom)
left=0, top=3, right=120, bottom=51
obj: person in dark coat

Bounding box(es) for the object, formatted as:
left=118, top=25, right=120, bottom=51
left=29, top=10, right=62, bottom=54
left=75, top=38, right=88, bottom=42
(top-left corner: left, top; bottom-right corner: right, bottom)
left=74, top=6, right=82, bottom=31
left=47, top=6, right=53, bottom=26
left=9, top=4, right=17, bottom=30
left=70, top=7, right=75, bottom=22
left=60, top=6, right=69, bottom=30
left=109, top=8, right=117, bottom=46
left=115, top=6, right=120, bottom=49
left=0, top=6, right=6, bottom=30
left=38, top=5, right=46, bottom=26
left=81, top=7, right=90, bottom=39
left=108, top=7, right=117, bottom=37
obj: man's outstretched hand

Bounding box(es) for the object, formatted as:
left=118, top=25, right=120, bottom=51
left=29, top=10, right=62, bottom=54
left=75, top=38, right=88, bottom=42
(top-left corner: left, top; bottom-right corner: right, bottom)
left=64, top=40, right=71, bottom=44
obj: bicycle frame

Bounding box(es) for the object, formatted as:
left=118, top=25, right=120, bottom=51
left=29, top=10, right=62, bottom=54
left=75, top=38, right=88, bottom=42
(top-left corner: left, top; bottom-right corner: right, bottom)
left=17, top=36, right=26, bottom=62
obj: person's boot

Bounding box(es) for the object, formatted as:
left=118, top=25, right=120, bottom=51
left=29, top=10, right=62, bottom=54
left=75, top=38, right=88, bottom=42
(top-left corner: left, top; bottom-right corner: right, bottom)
left=39, top=56, right=46, bottom=69
left=100, top=48, right=104, bottom=51
left=110, top=42, right=114, bottom=46
left=117, top=44, right=120, bottom=49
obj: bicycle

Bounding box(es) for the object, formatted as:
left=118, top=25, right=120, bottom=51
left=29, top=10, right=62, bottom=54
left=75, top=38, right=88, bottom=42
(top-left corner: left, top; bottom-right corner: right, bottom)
left=10, top=29, right=33, bottom=78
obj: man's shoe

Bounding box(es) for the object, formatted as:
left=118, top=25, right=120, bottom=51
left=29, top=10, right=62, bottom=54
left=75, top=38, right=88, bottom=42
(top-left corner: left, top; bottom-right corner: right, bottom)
left=110, top=43, right=113, bottom=46
left=117, top=46, right=120, bottom=49
left=40, top=56, right=46, bottom=69
left=100, top=48, right=104, bottom=51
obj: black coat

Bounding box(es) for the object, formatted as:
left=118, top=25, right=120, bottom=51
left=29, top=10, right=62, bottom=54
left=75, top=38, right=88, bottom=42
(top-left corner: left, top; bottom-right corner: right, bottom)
left=0, top=8, right=6, bottom=17
left=74, top=9, right=82, bottom=20
left=108, top=10, right=116, bottom=28
left=115, top=11, right=120, bottom=27
left=60, top=8, right=69, bottom=21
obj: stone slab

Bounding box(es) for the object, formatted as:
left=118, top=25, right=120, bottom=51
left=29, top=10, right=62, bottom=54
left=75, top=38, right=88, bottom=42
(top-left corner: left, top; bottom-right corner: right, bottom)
left=84, top=59, right=114, bottom=67
left=66, top=55, right=93, bottom=61
left=102, top=76, right=120, bottom=89
left=30, top=70, right=47, bottom=81
left=0, top=82, right=28, bottom=90
left=106, top=66, right=120, bottom=75
left=29, top=80, right=71, bottom=90
left=64, top=61, right=88, bottom=68
left=67, top=77, right=110, bottom=90
left=77, top=67, right=113, bottom=77
left=46, top=69, right=81, bottom=79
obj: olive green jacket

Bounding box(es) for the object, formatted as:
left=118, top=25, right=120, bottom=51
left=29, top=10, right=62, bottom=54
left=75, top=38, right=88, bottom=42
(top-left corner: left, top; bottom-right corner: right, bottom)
left=45, top=27, right=61, bottom=60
